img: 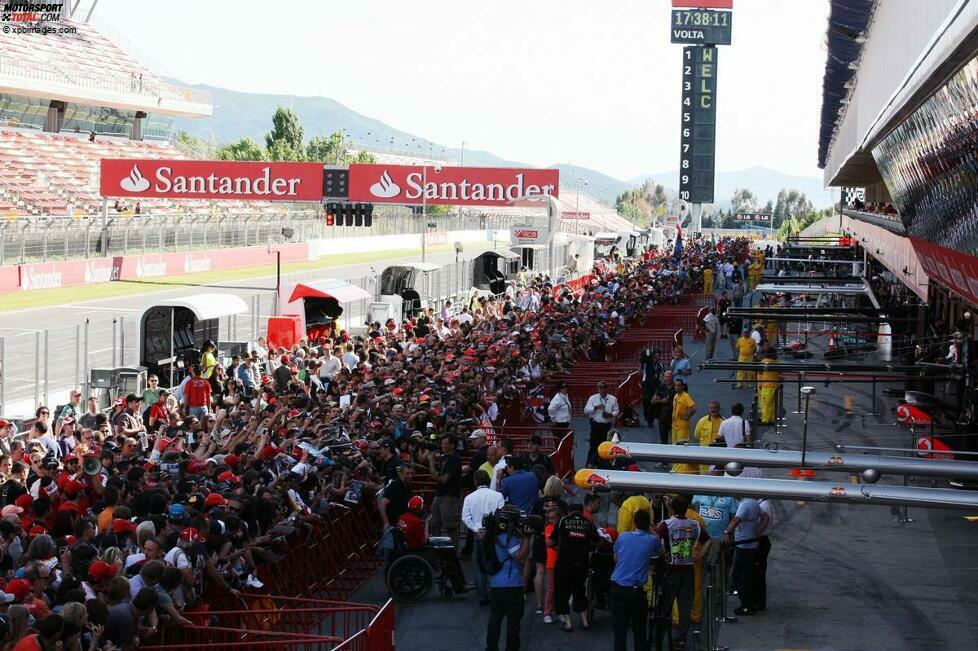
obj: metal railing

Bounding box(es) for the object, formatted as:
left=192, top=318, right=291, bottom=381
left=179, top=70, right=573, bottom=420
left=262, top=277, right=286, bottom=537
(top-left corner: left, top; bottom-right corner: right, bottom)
left=0, top=242, right=570, bottom=415
left=693, top=545, right=732, bottom=651
left=0, top=56, right=212, bottom=110
left=0, top=209, right=536, bottom=264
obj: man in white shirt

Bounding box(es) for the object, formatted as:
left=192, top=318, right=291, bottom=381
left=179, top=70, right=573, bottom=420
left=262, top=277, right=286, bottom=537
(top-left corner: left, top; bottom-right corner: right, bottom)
left=718, top=403, right=752, bottom=448
left=722, top=261, right=734, bottom=288
left=341, top=344, right=359, bottom=369
left=461, top=469, right=504, bottom=605
left=318, top=348, right=342, bottom=385
left=548, top=383, right=572, bottom=436
left=755, top=498, right=775, bottom=610
left=750, top=323, right=764, bottom=348
left=489, top=438, right=514, bottom=492
left=703, top=308, right=719, bottom=360
left=583, top=382, right=619, bottom=466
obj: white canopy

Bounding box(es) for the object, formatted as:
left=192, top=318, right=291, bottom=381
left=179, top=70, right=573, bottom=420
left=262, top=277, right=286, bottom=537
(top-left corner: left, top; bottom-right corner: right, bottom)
left=390, top=262, right=442, bottom=272
left=148, top=293, right=249, bottom=321
left=512, top=244, right=546, bottom=250
left=483, top=249, right=521, bottom=260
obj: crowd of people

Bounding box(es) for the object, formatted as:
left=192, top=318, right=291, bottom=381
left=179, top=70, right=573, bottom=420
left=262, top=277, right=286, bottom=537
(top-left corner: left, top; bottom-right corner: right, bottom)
left=0, top=229, right=768, bottom=650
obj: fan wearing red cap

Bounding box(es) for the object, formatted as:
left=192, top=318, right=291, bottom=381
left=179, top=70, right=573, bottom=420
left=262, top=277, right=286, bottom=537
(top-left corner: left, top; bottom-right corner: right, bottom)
left=395, top=495, right=427, bottom=549
left=111, top=518, right=138, bottom=535
left=205, top=493, right=228, bottom=508
left=87, top=560, right=118, bottom=583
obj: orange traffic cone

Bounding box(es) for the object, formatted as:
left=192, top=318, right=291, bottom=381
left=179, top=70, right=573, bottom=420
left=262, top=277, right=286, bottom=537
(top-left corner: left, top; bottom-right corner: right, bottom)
left=827, top=329, right=837, bottom=353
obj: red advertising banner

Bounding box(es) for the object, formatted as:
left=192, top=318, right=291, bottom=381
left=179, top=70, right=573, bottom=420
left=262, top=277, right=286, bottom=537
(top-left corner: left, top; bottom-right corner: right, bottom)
left=910, top=236, right=978, bottom=305
left=1, top=243, right=309, bottom=293
left=347, top=164, right=559, bottom=206
left=99, top=159, right=324, bottom=201
left=672, top=0, right=732, bottom=7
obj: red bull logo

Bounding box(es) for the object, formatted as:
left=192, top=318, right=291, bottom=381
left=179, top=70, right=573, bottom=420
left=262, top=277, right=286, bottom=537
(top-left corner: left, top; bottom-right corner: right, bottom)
left=574, top=468, right=610, bottom=489
left=828, top=485, right=848, bottom=498
left=598, top=441, right=630, bottom=461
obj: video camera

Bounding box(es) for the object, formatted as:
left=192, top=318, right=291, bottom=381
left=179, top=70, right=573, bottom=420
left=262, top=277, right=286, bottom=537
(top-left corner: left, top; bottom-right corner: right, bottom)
left=482, top=508, right=544, bottom=539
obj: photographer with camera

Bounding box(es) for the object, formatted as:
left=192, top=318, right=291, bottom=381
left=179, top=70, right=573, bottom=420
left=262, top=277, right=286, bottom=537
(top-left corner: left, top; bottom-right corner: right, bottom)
left=483, top=505, right=533, bottom=651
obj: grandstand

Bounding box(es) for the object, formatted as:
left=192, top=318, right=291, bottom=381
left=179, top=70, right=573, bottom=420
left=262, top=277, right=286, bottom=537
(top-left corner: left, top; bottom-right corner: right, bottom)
left=0, top=15, right=211, bottom=118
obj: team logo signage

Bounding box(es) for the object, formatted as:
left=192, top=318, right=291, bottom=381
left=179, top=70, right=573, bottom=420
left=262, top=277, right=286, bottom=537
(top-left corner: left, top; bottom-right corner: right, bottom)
left=734, top=212, right=772, bottom=222
left=511, top=226, right=549, bottom=246
left=348, top=164, right=559, bottom=207
left=100, top=159, right=325, bottom=201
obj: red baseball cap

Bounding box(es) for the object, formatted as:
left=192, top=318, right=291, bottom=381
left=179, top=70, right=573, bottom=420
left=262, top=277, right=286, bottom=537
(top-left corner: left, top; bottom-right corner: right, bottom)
left=217, top=471, right=240, bottom=484
left=4, top=579, right=30, bottom=602
left=224, top=454, right=241, bottom=468
left=62, top=479, right=85, bottom=497
left=205, top=493, right=228, bottom=508
left=14, top=494, right=32, bottom=509
left=111, top=518, right=137, bottom=534
left=87, top=560, right=118, bottom=582
left=188, top=459, right=212, bottom=474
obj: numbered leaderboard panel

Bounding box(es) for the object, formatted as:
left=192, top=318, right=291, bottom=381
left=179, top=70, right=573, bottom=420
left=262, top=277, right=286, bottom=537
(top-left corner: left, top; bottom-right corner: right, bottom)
left=679, top=46, right=718, bottom=204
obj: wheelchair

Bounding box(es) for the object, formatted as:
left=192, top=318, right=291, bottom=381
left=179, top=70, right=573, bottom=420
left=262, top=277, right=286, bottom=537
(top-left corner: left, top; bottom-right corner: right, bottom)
left=585, top=546, right=615, bottom=623
left=384, top=532, right=464, bottom=603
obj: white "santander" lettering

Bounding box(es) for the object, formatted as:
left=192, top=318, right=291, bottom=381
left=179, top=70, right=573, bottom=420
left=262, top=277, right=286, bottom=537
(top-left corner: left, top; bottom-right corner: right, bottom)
left=403, top=173, right=555, bottom=202
left=154, top=167, right=302, bottom=196
left=23, top=267, right=63, bottom=290
left=183, top=254, right=211, bottom=273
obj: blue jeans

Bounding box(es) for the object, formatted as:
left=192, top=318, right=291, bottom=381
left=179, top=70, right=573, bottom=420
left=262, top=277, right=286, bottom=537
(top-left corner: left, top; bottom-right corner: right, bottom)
left=189, top=406, right=208, bottom=420
left=474, top=540, right=490, bottom=602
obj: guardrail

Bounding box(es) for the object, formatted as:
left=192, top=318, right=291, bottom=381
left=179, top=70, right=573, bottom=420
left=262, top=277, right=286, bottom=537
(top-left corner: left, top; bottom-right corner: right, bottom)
left=0, top=211, right=532, bottom=264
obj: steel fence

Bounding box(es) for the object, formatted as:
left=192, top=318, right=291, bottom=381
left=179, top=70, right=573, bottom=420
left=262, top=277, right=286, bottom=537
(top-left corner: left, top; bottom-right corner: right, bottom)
left=0, top=242, right=570, bottom=416
left=0, top=208, right=535, bottom=264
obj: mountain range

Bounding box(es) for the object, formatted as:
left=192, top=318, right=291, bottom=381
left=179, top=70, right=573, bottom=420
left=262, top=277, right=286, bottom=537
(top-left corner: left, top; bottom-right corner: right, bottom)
left=170, top=82, right=835, bottom=208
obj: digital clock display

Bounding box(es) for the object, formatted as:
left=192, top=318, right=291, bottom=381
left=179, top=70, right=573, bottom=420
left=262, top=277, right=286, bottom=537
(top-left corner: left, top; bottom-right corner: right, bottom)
left=671, top=9, right=732, bottom=45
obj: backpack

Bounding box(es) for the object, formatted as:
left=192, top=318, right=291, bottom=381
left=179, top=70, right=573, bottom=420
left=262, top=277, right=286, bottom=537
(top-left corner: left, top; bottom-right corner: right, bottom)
left=478, top=537, right=505, bottom=576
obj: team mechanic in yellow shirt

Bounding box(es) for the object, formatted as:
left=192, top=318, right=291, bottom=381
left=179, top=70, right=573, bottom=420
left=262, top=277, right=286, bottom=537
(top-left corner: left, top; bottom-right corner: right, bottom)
left=614, top=492, right=651, bottom=532
left=734, top=327, right=757, bottom=388
left=673, top=400, right=721, bottom=475
left=671, top=377, right=697, bottom=444
left=702, top=266, right=714, bottom=295
left=757, top=349, right=781, bottom=425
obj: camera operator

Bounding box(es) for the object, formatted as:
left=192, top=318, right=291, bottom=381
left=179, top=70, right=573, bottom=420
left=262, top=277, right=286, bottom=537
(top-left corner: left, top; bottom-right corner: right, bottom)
left=485, top=505, right=532, bottom=651
left=428, top=434, right=462, bottom=546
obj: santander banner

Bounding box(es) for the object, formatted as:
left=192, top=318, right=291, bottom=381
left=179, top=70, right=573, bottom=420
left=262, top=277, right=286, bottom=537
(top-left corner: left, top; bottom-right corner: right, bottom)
left=100, top=159, right=324, bottom=201
left=910, top=235, right=978, bottom=304
left=347, top=164, right=559, bottom=207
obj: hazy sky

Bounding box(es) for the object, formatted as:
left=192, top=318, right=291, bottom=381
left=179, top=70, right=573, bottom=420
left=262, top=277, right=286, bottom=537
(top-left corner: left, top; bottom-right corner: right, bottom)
left=97, top=0, right=830, bottom=181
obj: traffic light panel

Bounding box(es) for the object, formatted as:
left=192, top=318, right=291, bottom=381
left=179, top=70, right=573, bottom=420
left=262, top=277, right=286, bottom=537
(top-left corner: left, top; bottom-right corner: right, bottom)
left=324, top=202, right=373, bottom=227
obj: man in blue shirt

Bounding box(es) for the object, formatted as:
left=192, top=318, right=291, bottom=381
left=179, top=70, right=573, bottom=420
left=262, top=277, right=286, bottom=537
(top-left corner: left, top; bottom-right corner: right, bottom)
left=691, top=493, right=737, bottom=540
left=610, top=509, right=662, bottom=651
left=486, top=506, right=531, bottom=651
left=499, top=457, right=539, bottom=514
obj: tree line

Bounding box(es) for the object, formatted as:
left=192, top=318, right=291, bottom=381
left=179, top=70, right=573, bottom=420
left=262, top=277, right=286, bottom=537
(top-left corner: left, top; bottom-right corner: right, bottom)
left=175, top=107, right=377, bottom=165
left=614, top=182, right=834, bottom=236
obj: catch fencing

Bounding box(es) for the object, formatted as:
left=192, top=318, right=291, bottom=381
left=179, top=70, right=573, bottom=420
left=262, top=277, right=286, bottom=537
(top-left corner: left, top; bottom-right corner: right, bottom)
left=0, top=243, right=570, bottom=415
left=0, top=208, right=533, bottom=264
